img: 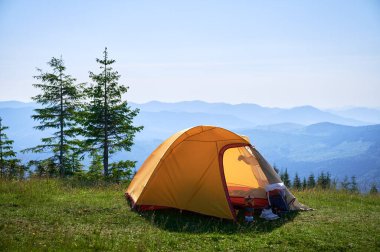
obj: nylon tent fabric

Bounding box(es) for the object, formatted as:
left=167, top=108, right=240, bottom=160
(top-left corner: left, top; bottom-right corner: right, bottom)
left=250, top=147, right=310, bottom=211
left=126, top=129, right=186, bottom=202
left=126, top=125, right=309, bottom=220
left=224, top=146, right=269, bottom=199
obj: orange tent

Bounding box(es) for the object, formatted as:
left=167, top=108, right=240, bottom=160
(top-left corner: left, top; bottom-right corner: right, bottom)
left=126, top=126, right=307, bottom=221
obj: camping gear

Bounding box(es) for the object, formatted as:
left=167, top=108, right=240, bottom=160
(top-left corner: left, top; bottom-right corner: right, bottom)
left=245, top=215, right=254, bottom=222
left=266, top=183, right=290, bottom=213
left=126, top=126, right=309, bottom=221
left=244, top=195, right=255, bottom=223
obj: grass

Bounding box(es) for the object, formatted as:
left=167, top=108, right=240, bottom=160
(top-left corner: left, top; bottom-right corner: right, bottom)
left=0, top=179, right=379, bottom=251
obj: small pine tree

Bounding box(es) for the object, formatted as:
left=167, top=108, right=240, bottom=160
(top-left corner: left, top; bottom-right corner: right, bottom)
left=28, top=158, right=58, bottom=178
left=317, top=171, right=330, bottom=189
left=341, top=176, right=350, bottom=191
left=350, top=176, right=359, bottom=193
left=317, top=172, right=325, bottom=188
left=0, top=117, right=22, bottom=179
left=325, top=172, right=331, bottom=189
left=66, top=144, right=85, bottom=176
left=369, top=183, right=378, bottom=195
left=87, top=151, right=103, bottom=181
left=109, top=160, right=136, bottom=183
left=282, top=169, right=291, bottom=187
left=293, top=173, right=302, bottom=190
left=7, top=160, right=27, bottom=179
left=307, top=173, right=316, bottom=189
left=302, top=177, right=307, bottom=190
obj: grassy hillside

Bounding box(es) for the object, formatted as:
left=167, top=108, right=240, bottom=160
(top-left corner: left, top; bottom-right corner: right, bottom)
left=0, top=179, right=379, bottom=251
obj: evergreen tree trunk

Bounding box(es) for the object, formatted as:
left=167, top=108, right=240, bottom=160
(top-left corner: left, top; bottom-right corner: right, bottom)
left=59, top=69, right=64, bottom=177
left=103, top=53, right=109, bottom=177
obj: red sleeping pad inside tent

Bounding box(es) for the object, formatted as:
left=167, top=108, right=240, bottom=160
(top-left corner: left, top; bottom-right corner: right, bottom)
left=227, top=185, right=269, bottom=209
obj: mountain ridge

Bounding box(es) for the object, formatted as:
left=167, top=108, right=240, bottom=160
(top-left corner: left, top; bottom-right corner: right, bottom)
left=2, top=100, right=379, bottom=125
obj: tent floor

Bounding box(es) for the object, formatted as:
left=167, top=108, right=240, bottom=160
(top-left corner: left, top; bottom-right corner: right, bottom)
left=126, top=184, right=269, bottom=212
left=227, top=185, right=269, bottom=209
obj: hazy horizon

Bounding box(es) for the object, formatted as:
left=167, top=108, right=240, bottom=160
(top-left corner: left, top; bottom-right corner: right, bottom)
left=1, top=98, right=380, bottom=111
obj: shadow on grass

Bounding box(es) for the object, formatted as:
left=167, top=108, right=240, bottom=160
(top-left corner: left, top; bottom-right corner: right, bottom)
left=137, top=208, right=299, bottom=234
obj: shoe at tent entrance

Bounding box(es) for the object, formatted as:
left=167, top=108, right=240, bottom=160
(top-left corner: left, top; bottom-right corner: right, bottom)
left=125, top=125, right=310, bottom=221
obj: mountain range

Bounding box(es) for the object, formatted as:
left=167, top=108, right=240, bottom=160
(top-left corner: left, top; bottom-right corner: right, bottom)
left=131, top=100, right=380, bottom=126
left=0, top=100, right=379, bottom=189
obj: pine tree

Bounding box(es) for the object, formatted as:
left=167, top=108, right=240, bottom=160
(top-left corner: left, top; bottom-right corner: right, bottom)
left=0, top=117, right=21, bottom=178
left=341, top=176, right=350, bottom=191
left=302, top=177, right=307, bottom=190
left=331, top=178, right=338, bottom=190
left=7, top=159, right=27, bottom=179
left=23, top=57, right=83, bottom=177
left=350, top=176, right=359, bottom=193
left=317, top=171, right=325, bottom=189
left=325, top=172, right=331, bottom=189
left=369, top=183, right=378, bottom=195
left=87, top=151, right=103, bottom=181
left=293, top=173, right=302, bottom=190
left=282, top=169, right=291, bottom=187
left=28, top=158, right=58, bottom=178
left=307, top=173, right=316, bottom=189
left=317, top=171, right=330, bottom=189
left=109, top=160, right=136, bottom=183
left=82, top=48, right=143, bottom=177
left=67, top=147, right=84, bottom=176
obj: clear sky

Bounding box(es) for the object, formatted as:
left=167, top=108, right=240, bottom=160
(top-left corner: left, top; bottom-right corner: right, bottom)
left=0, top=0, right=379, bottom=108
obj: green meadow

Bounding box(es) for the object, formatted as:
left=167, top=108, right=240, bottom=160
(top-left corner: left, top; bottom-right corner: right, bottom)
left=1, top=179, right=379, bottom=251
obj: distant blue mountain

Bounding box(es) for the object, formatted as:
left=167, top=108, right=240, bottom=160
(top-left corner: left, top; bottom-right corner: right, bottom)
left=130, top=101, right=365, bottom=126
left=0, top=100, right=379, bottom=189
left=0, top=101, right=37, bottom=109
left=238, top=123, right=380, bottom=188
left=133, top=110, right=253, bottom=140
left=329, top=107, right=380, bottom=124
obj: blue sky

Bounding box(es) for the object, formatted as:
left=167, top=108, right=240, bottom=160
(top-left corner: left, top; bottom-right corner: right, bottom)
left=0, top=0, right=379, bottom=108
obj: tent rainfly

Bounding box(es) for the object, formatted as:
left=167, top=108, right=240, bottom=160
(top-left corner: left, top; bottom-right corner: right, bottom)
left=126, top=126, right=308, bottom=221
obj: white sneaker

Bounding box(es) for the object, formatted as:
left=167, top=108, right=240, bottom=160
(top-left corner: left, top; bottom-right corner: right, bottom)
left=259, top=208, right=271, bottom=218
left=260, top=208, right=279, bottom=220
left=266, top=214, right=280, bottom=220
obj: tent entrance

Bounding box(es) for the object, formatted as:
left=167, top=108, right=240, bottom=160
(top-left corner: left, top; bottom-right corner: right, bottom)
left=222, top=145, right=269, bottom=208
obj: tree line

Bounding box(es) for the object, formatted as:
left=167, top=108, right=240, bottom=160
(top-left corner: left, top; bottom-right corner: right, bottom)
left=274, top=165, right=378, bottom=194
left=0, top=48, right=142, bottom=182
